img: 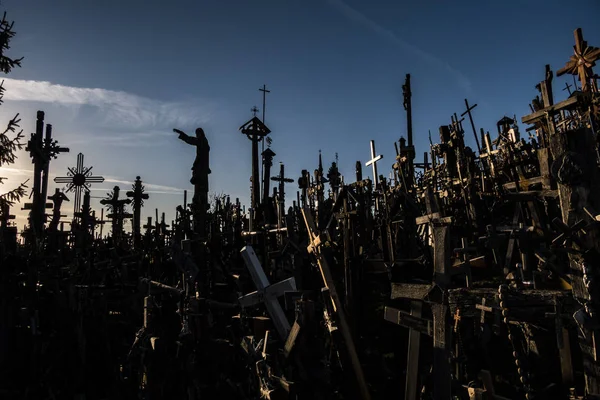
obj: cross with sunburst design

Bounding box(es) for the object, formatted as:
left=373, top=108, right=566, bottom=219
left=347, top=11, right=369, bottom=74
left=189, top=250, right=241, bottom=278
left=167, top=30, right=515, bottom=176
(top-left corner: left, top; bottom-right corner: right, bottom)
left=557, top=28, right=600, bottom=92
left=54, top=153, right=105, bottom=216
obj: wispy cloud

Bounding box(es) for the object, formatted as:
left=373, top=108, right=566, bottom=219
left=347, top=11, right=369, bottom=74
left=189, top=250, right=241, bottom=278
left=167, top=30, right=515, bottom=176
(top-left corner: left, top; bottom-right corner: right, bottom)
left=1, top=78, right=215, bottom=133
left=326, top=0, right=472, bottom=94
left=103, top=177, right=186, bottom=195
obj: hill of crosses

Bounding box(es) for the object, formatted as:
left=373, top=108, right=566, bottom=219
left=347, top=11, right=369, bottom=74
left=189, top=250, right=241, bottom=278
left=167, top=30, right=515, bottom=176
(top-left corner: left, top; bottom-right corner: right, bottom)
left=2, top=8, right=600, bottom=400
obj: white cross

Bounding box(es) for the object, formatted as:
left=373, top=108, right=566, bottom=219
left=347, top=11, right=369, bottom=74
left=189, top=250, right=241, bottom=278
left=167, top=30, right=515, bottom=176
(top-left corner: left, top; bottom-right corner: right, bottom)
left=239, top=245, right=296, bottom=340
left=365, top=140, right=383, bottom=189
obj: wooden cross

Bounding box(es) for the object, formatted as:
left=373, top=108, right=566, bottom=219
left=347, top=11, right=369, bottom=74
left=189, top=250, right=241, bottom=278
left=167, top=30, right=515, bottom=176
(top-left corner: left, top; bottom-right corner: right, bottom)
left=302, top=207, right=372, bottom=400
left=239, top=245, right=296, bottom=340
left=557, top=28, right=600, bottom=92
left=54, top=152, right=104, bottom=216
left=461, top=99, right=482, bottom=153
left=365, top=140, right=383, bottom=189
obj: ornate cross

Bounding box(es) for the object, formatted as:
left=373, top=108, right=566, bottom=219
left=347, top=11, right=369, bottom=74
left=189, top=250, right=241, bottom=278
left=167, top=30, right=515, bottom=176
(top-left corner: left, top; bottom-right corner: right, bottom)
left=54, top=152, right=104, bottom=216
left=557, top=28, right=600, bottom=92
left=365, top=140, right=383, bottom=189
left=100, top=186, right=132, bottom=242
left=126, top=176, right=149, bottom=249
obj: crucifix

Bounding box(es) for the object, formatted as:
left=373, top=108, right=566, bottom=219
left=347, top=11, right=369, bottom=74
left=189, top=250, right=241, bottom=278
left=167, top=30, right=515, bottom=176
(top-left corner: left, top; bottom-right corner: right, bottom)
left=557, top=28, right=600, bottom=92
left=365, top=140, right=383, bottom=189
left=54, top=152, right=104, bottom=217
left=239, top=245, right=296, bottom=340
left=461, top=99, right=482, bottom=154
left=126, top=176, right=149, bottom=249
left=47, top=188, right=69, bottom=232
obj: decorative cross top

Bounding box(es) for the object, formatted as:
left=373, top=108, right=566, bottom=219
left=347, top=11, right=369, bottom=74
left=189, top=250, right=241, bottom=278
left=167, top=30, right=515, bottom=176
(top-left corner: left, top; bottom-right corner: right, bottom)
left=54, top=153, right=104, bottom=216
left=365, top=140, right=383, bottom=189
left=100, top=186, right=132, bottom=241
left=126, top=176, right=149, bottom=249
left=557, top=28, right=600, bottom=92
left=239, top=245, right=296, bottom=340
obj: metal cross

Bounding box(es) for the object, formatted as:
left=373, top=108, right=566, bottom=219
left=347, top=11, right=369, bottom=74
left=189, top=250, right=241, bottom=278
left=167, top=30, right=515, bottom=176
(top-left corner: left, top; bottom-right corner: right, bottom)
left=251, top=106, right=259, bottom=117
left=365, top=140, right=383, bottom=189
left=239, top=245, right=296, bottom=340
left=54, top=153, right=104, bottom=216
left=563, top=82, right=573, bottom=96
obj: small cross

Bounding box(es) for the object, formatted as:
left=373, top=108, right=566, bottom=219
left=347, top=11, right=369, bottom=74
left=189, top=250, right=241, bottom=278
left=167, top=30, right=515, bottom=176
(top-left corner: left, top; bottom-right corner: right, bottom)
left=365, top=140, right=383, bottom=189
left=453, top=308, right=461, bottom=333
left=251, top=106, right=259, bottom=117
left=563, top=82, right=573, bottom=95
left=259, top=85, right=270, bottom=123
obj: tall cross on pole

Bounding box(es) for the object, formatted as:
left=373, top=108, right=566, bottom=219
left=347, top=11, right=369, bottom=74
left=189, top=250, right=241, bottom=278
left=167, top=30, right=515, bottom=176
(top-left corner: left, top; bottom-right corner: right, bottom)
left=259, top=85, right=270, bottom=196
left=365, top=140, right=383, bottom=189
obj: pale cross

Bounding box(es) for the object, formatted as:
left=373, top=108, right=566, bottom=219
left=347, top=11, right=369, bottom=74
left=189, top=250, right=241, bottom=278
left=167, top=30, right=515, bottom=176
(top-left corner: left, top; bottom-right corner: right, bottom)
left=239, top=245, right=296, bottom=340
left=365, top=140, right=383, bottom=189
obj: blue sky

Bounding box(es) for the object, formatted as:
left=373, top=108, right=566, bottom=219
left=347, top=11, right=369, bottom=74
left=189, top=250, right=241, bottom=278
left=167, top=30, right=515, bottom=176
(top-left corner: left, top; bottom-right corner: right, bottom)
left=1, top=0, right=599, bottom=230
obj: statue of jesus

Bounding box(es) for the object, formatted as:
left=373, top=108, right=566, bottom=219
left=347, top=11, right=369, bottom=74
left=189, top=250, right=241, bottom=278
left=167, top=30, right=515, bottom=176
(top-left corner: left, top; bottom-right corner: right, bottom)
left=173, top=128, right=211, bottom=189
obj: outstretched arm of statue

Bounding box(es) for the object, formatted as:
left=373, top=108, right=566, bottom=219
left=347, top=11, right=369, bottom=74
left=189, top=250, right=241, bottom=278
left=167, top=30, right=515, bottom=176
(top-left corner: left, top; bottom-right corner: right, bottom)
left=173, top=129, right=197, bottom=146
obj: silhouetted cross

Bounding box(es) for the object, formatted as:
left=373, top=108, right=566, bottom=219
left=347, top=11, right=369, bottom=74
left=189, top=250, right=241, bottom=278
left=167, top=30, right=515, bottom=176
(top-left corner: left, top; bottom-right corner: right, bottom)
left=54, top=153, right=104, bottom=216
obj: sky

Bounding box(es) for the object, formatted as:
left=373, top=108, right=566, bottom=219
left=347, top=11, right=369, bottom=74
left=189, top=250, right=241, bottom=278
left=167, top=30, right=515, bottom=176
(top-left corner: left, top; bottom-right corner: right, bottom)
left=0, top=0, right=599, bottom=232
